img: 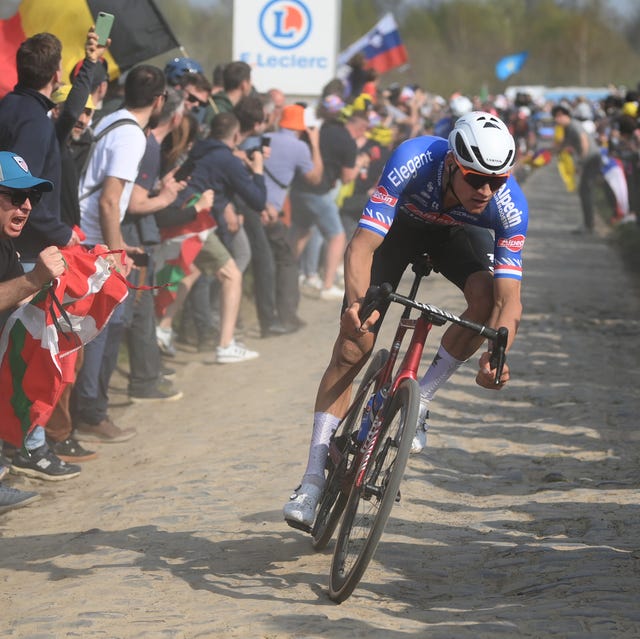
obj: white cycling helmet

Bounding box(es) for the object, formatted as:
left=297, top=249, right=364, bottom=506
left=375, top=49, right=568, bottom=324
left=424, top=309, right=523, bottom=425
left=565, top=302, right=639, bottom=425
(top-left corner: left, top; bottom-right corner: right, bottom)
left=448, top=111, right=516, bottom=175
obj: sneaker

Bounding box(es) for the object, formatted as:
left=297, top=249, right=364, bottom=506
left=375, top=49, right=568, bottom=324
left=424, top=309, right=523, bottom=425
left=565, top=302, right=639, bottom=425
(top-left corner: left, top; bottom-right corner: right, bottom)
left=47, top=436, right=97, bottom=463
left=300, top=274, right=323, bottom=298
left=156, top=326, right=176, bottom=358
left=303, top=274, right=323, bottom=290
left=0, top=484, right=40, bottom=514
left=75, top=417, right=137, bottom=443
left=411, top=400, right=429, bottom=454
left=11, top=445, right=81, bottom=481
left=161, top=364, right=176, bottom=382
left=129, top=385, right=184, bottom=403
left=319, top=285, right=345, bottom=301
left=283, top=482, right=322, bottom=531
left=214, top=339, right=259, bottom=364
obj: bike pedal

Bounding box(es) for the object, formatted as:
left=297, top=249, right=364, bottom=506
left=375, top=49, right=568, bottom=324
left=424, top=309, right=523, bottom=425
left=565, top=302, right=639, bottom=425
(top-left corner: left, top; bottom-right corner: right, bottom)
left=284, top=517, right=312, bottom=533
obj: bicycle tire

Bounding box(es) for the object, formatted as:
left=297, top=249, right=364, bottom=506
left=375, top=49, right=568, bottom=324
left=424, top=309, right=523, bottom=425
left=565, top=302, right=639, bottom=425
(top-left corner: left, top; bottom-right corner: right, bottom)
left=328, top=378, right=420, bottom=603
left=311, top=349, right=390, bottom=551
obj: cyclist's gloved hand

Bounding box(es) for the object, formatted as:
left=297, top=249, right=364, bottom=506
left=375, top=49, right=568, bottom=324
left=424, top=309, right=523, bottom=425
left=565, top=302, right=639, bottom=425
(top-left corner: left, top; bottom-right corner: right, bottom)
left=476, top=350, right=509, bottom=389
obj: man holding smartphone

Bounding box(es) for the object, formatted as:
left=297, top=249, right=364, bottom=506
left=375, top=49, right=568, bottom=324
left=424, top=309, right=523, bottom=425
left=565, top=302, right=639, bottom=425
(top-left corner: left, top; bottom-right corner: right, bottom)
left=0, top=32, right=81, bottom=268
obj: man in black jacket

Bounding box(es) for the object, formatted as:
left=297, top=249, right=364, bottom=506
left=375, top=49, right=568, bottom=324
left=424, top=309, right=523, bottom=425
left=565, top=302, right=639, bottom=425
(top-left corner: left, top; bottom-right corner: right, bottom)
left=0, top=32, right=80, bottom=264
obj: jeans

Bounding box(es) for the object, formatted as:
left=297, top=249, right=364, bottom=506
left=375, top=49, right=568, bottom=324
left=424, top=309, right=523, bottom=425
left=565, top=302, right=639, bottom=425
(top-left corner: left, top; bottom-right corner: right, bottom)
left=242, top=208, right=278, bottom=331
left=266, top=220, right=300, bottom=325
left=72, top=301, right=126, bottom=425
left=299, top=225, right=323, bottom=277
left=125, top=263, right=162, bottom=395
left=289, top=189, right=344, bottom=238
left=25, top=425, right=45, bottom=451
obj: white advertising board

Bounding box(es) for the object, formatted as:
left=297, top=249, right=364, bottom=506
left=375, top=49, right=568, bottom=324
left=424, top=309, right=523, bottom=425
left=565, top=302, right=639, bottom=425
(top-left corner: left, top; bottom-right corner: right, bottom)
left=232, top=0, right=340, bottom=96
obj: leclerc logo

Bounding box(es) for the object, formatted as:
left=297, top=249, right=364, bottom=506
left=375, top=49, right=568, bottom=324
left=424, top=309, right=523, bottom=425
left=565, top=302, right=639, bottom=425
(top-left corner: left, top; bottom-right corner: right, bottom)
left=259, top=0, right=312, bottom=50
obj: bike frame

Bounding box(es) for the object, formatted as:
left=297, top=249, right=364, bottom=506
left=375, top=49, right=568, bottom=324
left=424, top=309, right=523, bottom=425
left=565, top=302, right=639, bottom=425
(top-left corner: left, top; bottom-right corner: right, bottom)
left=331, top=254, right=507, bottom=496
left=353, top=266, right=439, bottom=489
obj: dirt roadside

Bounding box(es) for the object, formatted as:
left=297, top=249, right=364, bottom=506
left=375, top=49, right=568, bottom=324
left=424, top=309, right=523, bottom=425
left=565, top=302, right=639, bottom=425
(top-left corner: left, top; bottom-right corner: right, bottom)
left=1, top=162, right=639, bottom=638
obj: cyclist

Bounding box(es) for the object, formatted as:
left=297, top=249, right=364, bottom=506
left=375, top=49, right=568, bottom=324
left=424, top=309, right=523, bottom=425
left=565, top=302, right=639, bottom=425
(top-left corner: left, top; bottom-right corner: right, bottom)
left=284, top=111, right=529, bottom=530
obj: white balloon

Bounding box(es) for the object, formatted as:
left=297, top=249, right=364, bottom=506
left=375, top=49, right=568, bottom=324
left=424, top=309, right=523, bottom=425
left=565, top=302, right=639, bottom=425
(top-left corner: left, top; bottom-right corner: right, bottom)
left=0, top=0, right=21, bottom=20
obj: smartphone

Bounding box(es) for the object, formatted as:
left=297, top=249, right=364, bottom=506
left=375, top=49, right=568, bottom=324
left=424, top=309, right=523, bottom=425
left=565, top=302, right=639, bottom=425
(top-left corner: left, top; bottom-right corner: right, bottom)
left=261, top=135, right=271, bottom=149
left=174, top=158, right=195, bottom=182
left=95, top=11, right=115, bottom=46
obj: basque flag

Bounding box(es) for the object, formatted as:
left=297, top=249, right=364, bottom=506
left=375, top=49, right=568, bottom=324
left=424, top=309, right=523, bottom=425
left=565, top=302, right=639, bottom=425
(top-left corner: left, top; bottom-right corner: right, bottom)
left=338, top=13, right=409, bottom=74
left=495, top=51, right=528, bottom=81
left=0, top=0, right=180, bottom=98
left=0, top=246, right=128, bottom=447
left=153, top=207, right=215, bottom=320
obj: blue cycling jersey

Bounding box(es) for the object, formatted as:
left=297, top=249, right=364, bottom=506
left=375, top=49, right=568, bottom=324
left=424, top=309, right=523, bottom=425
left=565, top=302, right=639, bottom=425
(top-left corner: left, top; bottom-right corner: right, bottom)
left=358, top=136, right=529, bottom=281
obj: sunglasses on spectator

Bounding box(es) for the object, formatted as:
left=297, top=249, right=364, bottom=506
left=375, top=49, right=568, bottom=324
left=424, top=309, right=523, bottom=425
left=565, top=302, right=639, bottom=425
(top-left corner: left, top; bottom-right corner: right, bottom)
left=186, top=92, right=207, bottom=108
left=0, top=188, right=43, bottom=207
left=455, top=161, right=509, bottom=192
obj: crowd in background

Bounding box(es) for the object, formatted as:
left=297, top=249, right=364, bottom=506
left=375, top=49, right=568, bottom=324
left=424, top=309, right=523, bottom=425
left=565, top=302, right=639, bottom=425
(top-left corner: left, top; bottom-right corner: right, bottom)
left=1, top=23, right=639, bottom=514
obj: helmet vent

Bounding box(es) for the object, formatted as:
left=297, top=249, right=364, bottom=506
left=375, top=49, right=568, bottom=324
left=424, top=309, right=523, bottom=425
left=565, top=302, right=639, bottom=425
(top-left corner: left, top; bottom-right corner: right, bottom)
left=454, top=133, right=473, bottom=162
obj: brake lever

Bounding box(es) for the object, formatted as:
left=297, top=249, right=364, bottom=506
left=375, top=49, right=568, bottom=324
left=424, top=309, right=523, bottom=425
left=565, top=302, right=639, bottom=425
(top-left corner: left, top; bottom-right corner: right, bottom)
left=358, top=283, right=393, bottom=323
left=489, top=326, right=509, bottom=385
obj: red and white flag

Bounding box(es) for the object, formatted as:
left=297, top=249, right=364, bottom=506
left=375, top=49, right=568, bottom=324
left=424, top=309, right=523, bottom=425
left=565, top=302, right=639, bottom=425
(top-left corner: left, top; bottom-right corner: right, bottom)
left=0, top=246, right=128, bottom=447
left=338, top=13, right=408, bottom=74
left=153, top=208, right=215, bottom=320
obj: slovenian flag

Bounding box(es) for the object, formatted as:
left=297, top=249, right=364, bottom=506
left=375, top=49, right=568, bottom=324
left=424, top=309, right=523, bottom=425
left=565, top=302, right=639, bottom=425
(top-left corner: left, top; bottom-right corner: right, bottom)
left=338, top=13, right=409, bottom=74
left=0, top=0, right=180, bottom=98
left=495, top=51, right=528, bottom=81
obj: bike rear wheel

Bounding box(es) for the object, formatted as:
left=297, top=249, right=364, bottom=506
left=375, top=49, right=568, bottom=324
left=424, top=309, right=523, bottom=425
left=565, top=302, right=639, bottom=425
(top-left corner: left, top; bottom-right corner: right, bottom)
left=312, top=349, right=390, bottom=551
left=328, top=378, right=419, bottom=602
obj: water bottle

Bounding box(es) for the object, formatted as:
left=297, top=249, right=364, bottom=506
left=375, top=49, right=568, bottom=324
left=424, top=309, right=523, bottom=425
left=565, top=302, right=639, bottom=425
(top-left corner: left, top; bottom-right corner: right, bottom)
left=357, top=388, right=387, bottom=443
left=372, top=387, right=387, bottom=415
left=356, top=395, right=375, bottom=442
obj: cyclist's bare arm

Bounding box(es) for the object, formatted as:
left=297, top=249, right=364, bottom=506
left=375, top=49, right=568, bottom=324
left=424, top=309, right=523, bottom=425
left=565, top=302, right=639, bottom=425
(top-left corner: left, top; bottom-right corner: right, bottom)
left=476, top=277, right=522, bottom=389
left=343, top=228, right=384, bottom=334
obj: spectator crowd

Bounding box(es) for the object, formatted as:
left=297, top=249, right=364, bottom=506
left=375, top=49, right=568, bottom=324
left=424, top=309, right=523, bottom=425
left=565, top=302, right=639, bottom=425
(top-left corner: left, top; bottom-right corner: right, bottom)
left=1, top=23, right=639, bottom=514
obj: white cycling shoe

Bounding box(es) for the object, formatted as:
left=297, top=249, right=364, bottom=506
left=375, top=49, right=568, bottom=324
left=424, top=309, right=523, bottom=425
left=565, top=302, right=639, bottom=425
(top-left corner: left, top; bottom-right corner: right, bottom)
left=410, top=402, right=429, bottom=454
left=283, top=482, right=322, bottom=531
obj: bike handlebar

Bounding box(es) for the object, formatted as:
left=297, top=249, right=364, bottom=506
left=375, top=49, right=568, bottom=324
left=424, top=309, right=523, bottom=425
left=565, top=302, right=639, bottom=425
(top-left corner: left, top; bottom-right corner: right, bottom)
left=358, top=283, right=509, bottom=385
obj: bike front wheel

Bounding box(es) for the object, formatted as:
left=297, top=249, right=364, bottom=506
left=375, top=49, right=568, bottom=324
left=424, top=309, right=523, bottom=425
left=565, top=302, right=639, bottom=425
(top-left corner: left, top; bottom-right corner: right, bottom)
left=312, top=349, right=390, bottom=551
left=328, top=378, right=420, bottom=603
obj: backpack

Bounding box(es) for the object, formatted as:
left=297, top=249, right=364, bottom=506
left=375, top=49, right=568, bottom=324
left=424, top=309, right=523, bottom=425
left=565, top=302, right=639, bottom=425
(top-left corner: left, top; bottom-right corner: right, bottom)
left=78, top=118, right=142, bottom=201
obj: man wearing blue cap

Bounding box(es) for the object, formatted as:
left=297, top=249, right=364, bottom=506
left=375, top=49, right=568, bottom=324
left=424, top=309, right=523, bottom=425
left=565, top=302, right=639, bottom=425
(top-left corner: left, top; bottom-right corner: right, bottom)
left=0, top=151, right=81, bottom=506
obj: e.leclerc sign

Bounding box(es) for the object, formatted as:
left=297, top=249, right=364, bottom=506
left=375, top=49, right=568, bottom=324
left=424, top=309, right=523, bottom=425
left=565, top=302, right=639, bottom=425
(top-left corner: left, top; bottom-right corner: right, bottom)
left=233, top=0, right=340, bottom=96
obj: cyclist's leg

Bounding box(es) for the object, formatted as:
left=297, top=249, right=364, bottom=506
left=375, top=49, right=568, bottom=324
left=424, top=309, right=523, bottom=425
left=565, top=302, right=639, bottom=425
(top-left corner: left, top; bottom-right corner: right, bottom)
left=314, top=218, right=420, bottom=418
left=283, top=221, right=416, bottom=527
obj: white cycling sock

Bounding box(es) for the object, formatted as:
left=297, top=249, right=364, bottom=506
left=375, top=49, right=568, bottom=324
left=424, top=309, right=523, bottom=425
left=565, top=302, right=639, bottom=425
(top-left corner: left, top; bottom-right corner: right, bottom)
left=419, top=344, right=465, bottom=402
left=302, top=411, right=340, bottom=489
